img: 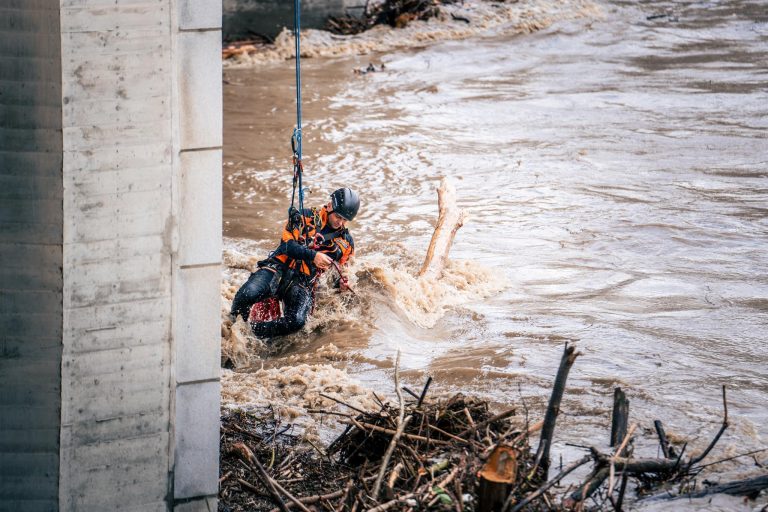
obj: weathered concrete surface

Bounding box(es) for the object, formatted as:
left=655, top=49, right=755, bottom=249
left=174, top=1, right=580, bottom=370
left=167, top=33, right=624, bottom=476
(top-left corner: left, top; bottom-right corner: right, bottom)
left=0, top=0, right=222, bottom=510
left=174, top=381, right=220, bottom=499
left=173, top=0, right=223, bottom=507
left=0, top=1, right=63, bottom=510
left=58, top=1, right=175, bottom=509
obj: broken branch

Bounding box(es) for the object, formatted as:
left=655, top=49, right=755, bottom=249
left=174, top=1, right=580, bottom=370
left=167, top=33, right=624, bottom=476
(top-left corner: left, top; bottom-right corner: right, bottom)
left=537, top=343, right=580, bottom=479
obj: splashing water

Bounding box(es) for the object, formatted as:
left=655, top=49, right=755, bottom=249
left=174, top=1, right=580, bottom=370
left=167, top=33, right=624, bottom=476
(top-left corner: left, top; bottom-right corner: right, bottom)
left=220, top=241, right=507, bottom=366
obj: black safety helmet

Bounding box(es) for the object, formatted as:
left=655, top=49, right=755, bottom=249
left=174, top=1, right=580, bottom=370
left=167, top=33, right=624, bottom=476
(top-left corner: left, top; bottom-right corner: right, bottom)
left=330, top=187, right=360, bottom=221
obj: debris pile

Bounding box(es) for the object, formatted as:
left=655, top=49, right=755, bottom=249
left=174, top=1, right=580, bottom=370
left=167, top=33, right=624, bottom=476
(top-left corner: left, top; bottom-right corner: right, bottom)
left=220, top=382, right=544, bottom=512
left=219, top=346, right=768, bottom=511
left=220, top=407, right=352, bottom=512
left=324, top=382, right=540, bottom=511
left=222, top=39, right=273, bottom=60
left=326, top=0, right=447, bottom=35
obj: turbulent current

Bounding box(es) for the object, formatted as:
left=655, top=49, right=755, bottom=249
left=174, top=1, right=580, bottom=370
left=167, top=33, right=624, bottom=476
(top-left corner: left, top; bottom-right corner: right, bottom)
left=222, top=0, right=768, bottom=508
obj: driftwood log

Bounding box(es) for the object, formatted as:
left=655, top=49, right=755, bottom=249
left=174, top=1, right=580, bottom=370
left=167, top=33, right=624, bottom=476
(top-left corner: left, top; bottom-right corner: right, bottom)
left=654, top=419, right=675, bottom=459
left=418, top=178, right=467, bottom=280
left=610, top=387, right=629, bottom=448
left=670, top=474, right=768, bottom=500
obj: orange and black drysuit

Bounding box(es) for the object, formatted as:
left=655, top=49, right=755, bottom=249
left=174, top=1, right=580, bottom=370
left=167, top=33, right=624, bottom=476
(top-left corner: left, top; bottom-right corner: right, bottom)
left=230, top=205, right=354, bottom=338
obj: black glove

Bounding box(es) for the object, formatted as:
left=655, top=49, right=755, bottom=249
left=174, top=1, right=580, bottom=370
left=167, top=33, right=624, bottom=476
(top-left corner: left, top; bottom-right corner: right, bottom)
left=288, top=207, right=303, bottom=229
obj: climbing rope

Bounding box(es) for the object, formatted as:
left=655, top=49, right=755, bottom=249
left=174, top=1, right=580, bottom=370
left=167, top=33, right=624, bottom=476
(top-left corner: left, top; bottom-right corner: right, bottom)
left=286, top=0, right=352, bottom=294
left=289, top=0, right=306, bottom=236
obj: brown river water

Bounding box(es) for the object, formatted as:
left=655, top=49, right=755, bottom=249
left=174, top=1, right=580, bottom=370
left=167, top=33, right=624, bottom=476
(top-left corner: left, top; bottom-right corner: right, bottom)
left=222, top=0, right=768, bottom=507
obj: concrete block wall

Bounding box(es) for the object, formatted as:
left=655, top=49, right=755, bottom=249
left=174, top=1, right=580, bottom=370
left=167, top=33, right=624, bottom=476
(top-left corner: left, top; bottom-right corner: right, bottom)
left=0, top=1, right=64, bottom=510
left=173, top=0, right=222, bottom=507
left=0, top=0, right=222, bottom=510
left=58, top=1, right=175, bottom=509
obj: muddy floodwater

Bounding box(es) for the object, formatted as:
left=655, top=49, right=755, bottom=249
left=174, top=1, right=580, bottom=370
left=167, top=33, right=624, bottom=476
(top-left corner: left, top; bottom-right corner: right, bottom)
left=223, top=0, right=768, bottom=506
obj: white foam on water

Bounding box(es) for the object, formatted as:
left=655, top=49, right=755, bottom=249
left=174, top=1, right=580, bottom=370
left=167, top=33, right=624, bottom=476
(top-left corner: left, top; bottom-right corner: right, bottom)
left=221, top=364, right=380, bottom=443
left=354, top=253, right=508, bottom=328
left=220, top=242, right=508, bottom=366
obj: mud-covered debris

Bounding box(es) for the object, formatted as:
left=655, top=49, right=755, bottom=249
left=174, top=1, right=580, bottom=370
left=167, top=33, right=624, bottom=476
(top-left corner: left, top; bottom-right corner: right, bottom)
left=219, top=348, right=767, bottom=511
left=219, top=407, right=352, bottom=512
left=326, top=0, right=447, bottom=35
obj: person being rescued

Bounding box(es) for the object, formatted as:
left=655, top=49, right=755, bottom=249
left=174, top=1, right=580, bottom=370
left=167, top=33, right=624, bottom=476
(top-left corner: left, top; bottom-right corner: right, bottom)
left=230, top=187, right=359, bottom=339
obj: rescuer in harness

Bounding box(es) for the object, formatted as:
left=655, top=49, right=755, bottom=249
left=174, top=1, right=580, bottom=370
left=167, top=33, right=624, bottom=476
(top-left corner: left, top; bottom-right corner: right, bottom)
left=230, top=187, right=359, bottom=339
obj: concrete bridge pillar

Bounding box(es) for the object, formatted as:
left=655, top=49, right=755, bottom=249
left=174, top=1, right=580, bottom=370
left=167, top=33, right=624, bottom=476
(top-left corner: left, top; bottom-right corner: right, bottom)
left=1, top=1, right=222, bottom=510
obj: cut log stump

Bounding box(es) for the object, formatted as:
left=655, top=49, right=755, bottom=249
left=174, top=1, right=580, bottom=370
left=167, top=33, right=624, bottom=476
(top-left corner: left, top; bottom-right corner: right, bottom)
left=478, top=445, right=517, bottom=512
